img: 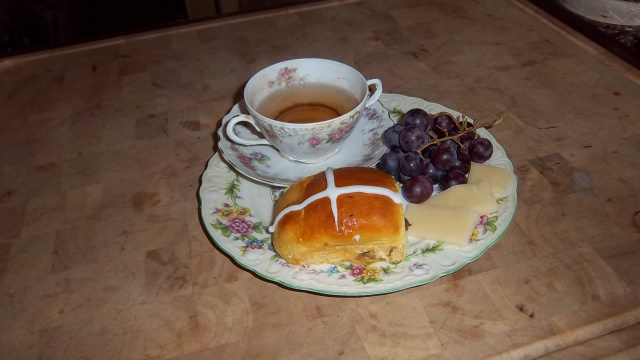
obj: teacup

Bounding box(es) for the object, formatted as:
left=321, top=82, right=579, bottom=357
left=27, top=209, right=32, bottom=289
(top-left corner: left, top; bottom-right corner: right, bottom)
left=225, top=58, right=382, bottom=163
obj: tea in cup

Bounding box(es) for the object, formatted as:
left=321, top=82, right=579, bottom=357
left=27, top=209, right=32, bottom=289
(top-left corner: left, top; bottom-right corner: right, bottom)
left=225, top=58, right=382, bottom=163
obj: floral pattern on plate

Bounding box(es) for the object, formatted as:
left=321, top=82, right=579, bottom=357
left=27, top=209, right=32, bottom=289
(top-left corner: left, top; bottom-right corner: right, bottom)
left=206, top=171, right=502, bottom=286
left=217, top=100, right=393, bottom=187
left=201, top=93, right=518, bottom=296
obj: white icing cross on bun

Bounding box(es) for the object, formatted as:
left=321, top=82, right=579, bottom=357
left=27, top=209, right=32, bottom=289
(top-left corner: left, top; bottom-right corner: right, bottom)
left=268, top=167, right=403, bottom=233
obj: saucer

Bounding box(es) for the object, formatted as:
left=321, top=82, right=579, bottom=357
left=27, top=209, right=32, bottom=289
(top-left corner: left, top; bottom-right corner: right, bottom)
left=217, top=99, right=393, bottom=187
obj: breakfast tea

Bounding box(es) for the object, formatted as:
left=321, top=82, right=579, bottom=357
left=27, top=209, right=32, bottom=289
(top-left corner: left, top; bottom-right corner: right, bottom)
left=256, top=83, right=360, bottom=124
left=225, top=58, right=382, bottom=163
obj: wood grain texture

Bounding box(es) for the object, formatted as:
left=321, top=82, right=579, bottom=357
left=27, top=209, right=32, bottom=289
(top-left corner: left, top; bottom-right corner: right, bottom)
left=1, top=0, right=639, bottom=359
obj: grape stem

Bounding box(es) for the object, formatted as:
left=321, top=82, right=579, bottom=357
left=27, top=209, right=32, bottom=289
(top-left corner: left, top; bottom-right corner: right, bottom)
left=485, top=112, right=505, bottom=129
left=419, top=127, right=474, bottom=155
left=417, top=113, right=504, bottom=157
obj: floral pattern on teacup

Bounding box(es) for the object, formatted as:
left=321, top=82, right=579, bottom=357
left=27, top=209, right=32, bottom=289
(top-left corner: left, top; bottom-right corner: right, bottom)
left=267, top=67, right=304, bottom=88
left=295, top=113, right=359, bottom=149
left=297, top=121, right=355, bottom=148
left=263, top=124, right=281, bottom=143
left=327, top=120, right=355, bottom=144
left=306, top=135, right=322, bottom=147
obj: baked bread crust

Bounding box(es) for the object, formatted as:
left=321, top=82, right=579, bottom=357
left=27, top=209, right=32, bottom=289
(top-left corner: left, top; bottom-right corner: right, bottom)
left=271, top=167, right=407, bottom=265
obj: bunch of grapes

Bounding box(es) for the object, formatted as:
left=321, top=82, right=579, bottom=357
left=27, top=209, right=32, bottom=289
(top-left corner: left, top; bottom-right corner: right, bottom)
left=378, top=108, right=494, bottom=204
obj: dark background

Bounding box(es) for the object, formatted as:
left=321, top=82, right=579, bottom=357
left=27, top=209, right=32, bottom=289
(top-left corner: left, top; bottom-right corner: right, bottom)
left=0, top=0, right=319, bottom=57
left=529, top=0, right=640, bottom=70
left=1, top=0, right=188, bottom=55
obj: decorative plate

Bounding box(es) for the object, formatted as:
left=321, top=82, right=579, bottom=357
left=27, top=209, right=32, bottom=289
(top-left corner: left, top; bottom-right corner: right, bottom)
left=199, top=93, right=517, bottom=296
left=217, top=100, right=393, bottom=187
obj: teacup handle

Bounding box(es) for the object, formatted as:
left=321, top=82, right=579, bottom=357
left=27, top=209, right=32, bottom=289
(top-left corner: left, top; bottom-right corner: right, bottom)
left=225, top=114, right=271, bottom=146
left=365, top=79, right=383, bottom=107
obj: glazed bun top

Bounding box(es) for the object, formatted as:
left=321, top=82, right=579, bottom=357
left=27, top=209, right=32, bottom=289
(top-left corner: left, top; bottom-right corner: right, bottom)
left=270, top=167, right=407, bottom=265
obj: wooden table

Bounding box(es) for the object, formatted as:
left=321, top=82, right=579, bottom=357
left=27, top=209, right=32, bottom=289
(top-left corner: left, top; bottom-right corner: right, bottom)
left=1, top=0, right=639, bottom=358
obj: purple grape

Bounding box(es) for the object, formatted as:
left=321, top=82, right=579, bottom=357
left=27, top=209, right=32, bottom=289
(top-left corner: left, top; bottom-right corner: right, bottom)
left=382, top=124, right=403, bottom=147
left=398, top=172, right=411, bottom=184
left=459, top=131, right=476, bottom=146
left=429, top=144, right=456, bottom=171
left=432, top=113, right=457, bottom=138
left=468, top=138, right=493, bottom=163
left=451, top=149, right=471, bottom=175
left=439, top=170, right=468, bottom=190
left=420, top=134, right=434, bottom=157
left=399, top=151, right=424, bottom=177
left=398, top=125, right=425, bottom=152
left=459, top=135, right=474, bottom=152
left=402, top=175, right=434, bottom=204
left=403, top=108, right=431, bottom=132
left=378, top=147, right=404, bottom=177
left=421, top=158, right=444, bottom=184
left=441, top=139, right=459, bottom=151
left=421, top=145, right=433, bottom=159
